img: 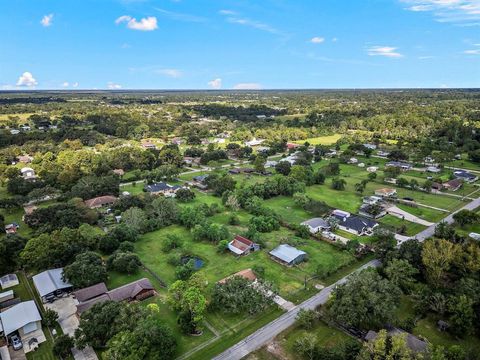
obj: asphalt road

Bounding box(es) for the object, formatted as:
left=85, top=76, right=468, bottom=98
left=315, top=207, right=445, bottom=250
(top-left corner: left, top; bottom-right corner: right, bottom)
left=413, top=196, right=480, bottom=241
left=212, top=259, right=381, bottom=360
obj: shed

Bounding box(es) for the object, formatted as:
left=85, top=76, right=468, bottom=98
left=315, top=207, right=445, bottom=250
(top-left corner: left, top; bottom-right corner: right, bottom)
left=32, top=268, right=73, bottom=302
left=0, top=274, right=19, bottom=290
left=228, top=235, right=258, bottom=255
left=0, top=301, right=42, bottom=336
left=0, top=290, right=14, bottom=304
left=269, top=244, right=307, bottom=266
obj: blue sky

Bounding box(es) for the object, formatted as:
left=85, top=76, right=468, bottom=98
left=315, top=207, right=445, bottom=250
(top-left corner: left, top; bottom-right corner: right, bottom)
left=1, top=0, right=479, bottom=89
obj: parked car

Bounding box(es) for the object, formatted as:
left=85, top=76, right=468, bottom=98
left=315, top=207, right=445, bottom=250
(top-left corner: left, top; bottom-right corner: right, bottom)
left=403, top=197, right=414, bottom=202
left=11, top=335, right=23, bottom=350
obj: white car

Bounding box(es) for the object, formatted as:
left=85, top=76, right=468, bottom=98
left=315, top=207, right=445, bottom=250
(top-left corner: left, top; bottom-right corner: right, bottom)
left=11, top=335, right=23, bottom=350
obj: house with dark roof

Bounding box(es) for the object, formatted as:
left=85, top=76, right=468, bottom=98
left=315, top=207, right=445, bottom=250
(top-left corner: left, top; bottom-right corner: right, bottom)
left=228, top=235, right=259, bottom=256
left=385, top=161, right=412, bottom=171
left=84, top=195, right=117, bottom=209
left=442, top=178, right=463, bottom=191
left=365, top=328, right=427, bottom=353
left=32, top=268, right=73, bottom=303
left=269, top=244, right=307, bottom=266
left=76, top=278, right=155, bottom=315
left=332, top=210, right=378, bottom=236
left=453, top=170, right=477, bottom=183
left=301, top=218, right=330, bottom=234
left=144, top=182, right=182, bottom=197
left=73, top=282, right=108, bottom=303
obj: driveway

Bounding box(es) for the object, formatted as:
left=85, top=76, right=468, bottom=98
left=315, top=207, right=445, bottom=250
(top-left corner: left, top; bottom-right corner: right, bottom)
left=386, top=206, right=434, bottom=226
left=45, top=296, right=98, bottom=360
left=7, top=347, right=26, bottom=360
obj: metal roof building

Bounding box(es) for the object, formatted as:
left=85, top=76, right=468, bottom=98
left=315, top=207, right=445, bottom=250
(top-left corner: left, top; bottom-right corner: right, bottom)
left=269, top=244, right=307, bottom=266
left=0, top=301, right=42, bottom=336
left=32, top=268, right=72, bottom=301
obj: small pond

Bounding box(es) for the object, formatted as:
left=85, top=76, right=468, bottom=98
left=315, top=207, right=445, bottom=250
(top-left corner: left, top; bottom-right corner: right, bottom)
left=180, top=256, right=204, bottom=270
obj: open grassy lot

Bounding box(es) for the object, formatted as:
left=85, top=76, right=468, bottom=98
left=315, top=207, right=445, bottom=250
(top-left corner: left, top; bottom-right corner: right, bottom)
left=396, top=204, right=446, bottom=223
left=292, top=134, right=342, bottom=146
left=263, top=196, right=312, bottom=224
left=134, top=224, right=355, bottom=302
left=378, top=215, right=427, bottom=236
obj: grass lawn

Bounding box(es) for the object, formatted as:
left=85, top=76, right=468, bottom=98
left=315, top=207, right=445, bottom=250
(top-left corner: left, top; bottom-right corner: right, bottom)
left=119, top=180, right=146, bottom=195
left=396, top=204, right=446, bottom=223
left=378, top=215, right=427, bottom=236
left=263, top=196, right=312, bottom=224
left=134, top=224, right=355, bottom=302
left=292, top=134, right=342, bottom=146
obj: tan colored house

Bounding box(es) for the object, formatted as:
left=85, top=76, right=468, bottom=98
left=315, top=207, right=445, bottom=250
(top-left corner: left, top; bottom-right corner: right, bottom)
left=84, top=195, right=117, bottom=209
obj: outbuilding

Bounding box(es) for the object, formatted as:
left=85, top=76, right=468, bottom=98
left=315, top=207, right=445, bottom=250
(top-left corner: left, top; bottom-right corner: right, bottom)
left=301, top=218, right=330, bottom=234
left=0, top=274, right=19, bottom=290
left=269, top=244, right=307, bottom=266
left=32, top=268, right=73, bottom=303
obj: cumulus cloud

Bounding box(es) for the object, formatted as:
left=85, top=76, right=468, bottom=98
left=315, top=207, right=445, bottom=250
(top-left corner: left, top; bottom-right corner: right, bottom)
left=401, top=0, right=480, bottom=24
left=72, top=82, right=79, bottom=88
left=233, top=83, right=262, bottom=90
left=367, top=46, right=403, bottom=58
left=16, top=72, right=38, bottom=87
left=41, top=14, right=54, bottom=27
left=155, top=69, right=183, bottom=78
left=310, top=36, right=325, bottom=43
left=115, top=15, right=158, bottom=31
left=107, top=82, right=122, bottom=89
left=62, top=82, right=69, bottom=87
left=208, top=78, right=222, bottom=89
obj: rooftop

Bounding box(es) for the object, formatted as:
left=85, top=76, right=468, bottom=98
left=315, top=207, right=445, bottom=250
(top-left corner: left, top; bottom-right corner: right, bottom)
left=269, top=244, right=306, bottom=263
left=32, top=268, right=72, bottom=298
left=0, top=300, right=42, bottom=336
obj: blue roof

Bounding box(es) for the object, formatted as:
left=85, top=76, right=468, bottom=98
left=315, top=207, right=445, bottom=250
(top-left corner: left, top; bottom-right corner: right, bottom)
left=269, top=244, right=306, bottom=263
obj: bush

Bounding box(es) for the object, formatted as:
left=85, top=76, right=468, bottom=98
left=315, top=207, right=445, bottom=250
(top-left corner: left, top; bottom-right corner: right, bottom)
left=161, top=234, right=183, bottom=253
left=296, top=309, right=318, bottom=329
left=53, top=334, right=74, bottom=359
left=42, top=308, right=59, bottom=327
left=118, top=241, right=134, bottom=252
left=107, top=251, right=142, bottom=274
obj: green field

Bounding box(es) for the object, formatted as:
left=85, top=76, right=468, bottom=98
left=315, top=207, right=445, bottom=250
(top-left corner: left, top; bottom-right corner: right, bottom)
left=293, top=134, right=342, bottom=146
left=378, top=215, right=427, bottom=236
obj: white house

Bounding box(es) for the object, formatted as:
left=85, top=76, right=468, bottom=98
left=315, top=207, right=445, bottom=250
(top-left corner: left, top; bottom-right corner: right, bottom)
left=301, top=218, right=331, bottom=234
left=245, top=138, right=265, bottom=147
left=0, top=301, right=46, bottom=353
left=20, top=167, right=36, bottom=180
left=367, top=166, right=378, bottom=173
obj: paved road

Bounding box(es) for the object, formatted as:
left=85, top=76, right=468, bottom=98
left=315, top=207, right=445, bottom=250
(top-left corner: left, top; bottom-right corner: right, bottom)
left=413, top=196, right=480, bottom=241
left=212, top=260, right=381, bottom=360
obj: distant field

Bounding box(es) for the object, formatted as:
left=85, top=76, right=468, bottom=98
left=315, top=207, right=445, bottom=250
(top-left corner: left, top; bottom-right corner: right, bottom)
left=0, top=113, right=34, bottom=123
left=293, top=134, right=342, bottom=146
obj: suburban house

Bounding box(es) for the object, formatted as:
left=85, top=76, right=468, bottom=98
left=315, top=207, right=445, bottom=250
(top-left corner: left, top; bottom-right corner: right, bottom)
left=348, top=157, right=358, bottom=164
left=377, top=150, right=390, bottom=157
left=331, top=210, right=379, bottom=236
left=0, top=301, right=46, bottom=353
left=5, top=223, right=19, bottom=234
left=385, top=161, right=412, bottom=171
left=469, top=232, right=480, bottom=241
left=218, top=269, right=257, bottom=284
left=365, top=328, right=427, bottom=353
left=112, top=169, right=125, bottom=177
left=144, top=182, right=182, bottom=197
left=0, top=274, right=19, bottom=290
left=269, top=244, right=307, bottom=266
left=84, top=195, right=117, bottom=209
left=32, top=268, right=73, bottom=303
left=454, top=170, right=478, bottom=183
left=184, top=156, right=201, bottom=166
left=17, top=155, right=33, bottom=164
left=359, top=203, right=387, bottom=219
left=374, top=188, right=397, bottom=198
left=301, top=218, right=331, bottom=234
left=141, top=141, right=157, bottom=150
left=171, top=137, right=184, bottom=145
left=191, top=175, right=209, bottom=190
left=287, top=143, right=300, bottom=150
left=20, top=167, right=36, bottom=180
left=228, top=168, right=256, bottom=175
left=363, top=143, right=377, bottom=150
left=442, top=178, right=463, bottom=191
left=367, top=166, right=378, bottom=173
left=228, top=235, right=259, bottom=256
left=426, top=166, right=441, bottom=173
left=265, top=160, right=278, bottom=168
left=244, top=138, right=265, bottom=147
left=76, top=278, right=155, bottom=315
left=73, top=282, right=108, bottom=303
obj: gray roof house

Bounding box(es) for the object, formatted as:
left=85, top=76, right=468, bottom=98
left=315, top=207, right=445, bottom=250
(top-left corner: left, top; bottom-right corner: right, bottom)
left=32, top=268, right=73, bottom=302
left=301, top=218, right=330, bottom=234
left=0, top=301, right=42, bottom=336
left=332, top=211, right=378, bottom=236
left=365, top=328, right=427, bottom=353
left=453, top=170, right=478, bottom=183
left=144, top=182, right=182, bottom=197
left=269, top=244, right=307, bottom=266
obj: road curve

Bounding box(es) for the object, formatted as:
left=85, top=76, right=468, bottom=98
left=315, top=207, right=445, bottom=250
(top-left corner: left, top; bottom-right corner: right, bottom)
left=212, top=259, right=381, bottom=360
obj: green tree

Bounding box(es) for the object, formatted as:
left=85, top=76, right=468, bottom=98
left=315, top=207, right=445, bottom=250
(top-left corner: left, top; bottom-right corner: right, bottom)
left=63, top=251, right=107, bottom=288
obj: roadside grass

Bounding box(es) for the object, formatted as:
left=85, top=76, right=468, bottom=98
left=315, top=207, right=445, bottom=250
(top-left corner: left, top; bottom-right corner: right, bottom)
left=188, top=307, right=284, bottom=360
left=395, top=204, right=445, bottom=223
left=378, top=215, right=427, bottom=236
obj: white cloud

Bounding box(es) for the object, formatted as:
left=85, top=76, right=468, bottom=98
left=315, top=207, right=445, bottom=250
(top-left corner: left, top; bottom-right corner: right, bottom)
left=401, top=0, right=480, bottom=24
left=464, top=48, right=480, bottom=54
left=310, top=36, right=325, bottom=43
left=155, top=69, right=183, bottom=78
left=72, top=82, right=79, bottom=88
left=332, top=37, right=338, bottom=42
left=367, top=46, right=403, bottom=58
left=207, top=78, right=222, bottom=89
left=107, top=82, right=122, bottom=89
left=233, top=83, right=262, bottom=90
left=62, top=82, right=69, bottom=87
left=115, top=15, right=158, bottom=31
left=16, top=72, right=38, bottom=87
left=219, top=10, right=236, bottom=15
left=155, top=8, right=206, bottom=22
left=41, top=14, right=54, bottom=27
